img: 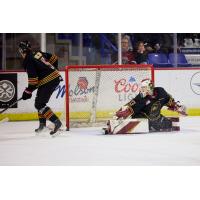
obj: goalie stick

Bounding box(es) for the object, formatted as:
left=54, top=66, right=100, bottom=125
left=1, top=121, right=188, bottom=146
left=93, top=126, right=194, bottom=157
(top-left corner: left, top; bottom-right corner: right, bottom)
left=0, top=98, right=23, bottom=114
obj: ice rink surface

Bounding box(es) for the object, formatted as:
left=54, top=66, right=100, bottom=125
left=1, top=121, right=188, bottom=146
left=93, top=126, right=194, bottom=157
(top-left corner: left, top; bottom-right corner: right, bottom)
left=0, top=116, right=200, bottom=166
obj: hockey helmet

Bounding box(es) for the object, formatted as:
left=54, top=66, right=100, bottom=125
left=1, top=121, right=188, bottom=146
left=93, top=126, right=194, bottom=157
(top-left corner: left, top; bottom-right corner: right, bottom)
left=140, top=78, right=154, bottom=98
left=18, top=41, right=31, bottom=54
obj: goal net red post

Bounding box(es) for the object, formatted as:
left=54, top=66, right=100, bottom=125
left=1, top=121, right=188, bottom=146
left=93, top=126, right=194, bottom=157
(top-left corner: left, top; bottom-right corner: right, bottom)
left=65, top=64, right=154, bottom=130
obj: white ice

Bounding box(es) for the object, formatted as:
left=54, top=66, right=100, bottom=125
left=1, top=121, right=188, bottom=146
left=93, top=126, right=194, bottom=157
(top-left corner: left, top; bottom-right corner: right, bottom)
left=0, top=117, right=200, bottom=166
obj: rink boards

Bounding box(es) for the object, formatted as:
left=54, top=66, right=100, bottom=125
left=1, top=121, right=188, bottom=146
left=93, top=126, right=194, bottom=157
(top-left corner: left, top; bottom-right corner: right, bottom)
left=1, top=68, right=200, bottom=121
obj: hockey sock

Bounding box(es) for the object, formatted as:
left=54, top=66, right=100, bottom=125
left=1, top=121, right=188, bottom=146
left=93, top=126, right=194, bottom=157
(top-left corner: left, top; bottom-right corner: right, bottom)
left=38, top=112, right=46, bottom=125
left=40, top=106, right=59, bottom=123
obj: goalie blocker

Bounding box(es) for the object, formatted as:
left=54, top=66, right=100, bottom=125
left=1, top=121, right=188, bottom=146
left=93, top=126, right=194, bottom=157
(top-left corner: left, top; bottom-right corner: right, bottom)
left=104, top=117, right=180, bottom=135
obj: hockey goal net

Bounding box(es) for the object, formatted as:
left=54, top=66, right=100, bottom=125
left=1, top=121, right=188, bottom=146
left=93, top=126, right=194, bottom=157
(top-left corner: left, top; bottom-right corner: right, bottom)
left=65, top=64, right=154, bottom=129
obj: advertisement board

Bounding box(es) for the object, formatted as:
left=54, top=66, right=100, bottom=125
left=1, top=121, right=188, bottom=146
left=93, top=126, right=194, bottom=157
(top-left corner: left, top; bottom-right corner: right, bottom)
left=1, top=67, right=200, bottom=120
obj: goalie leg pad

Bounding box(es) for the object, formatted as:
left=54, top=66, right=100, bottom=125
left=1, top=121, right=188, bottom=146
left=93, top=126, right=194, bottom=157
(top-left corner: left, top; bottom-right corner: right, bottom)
left=168, top=117, right=180, bottom=131
left=149, top=116, right=172, bottom=132
left=104, top=117, right=180, bottom=135
left=149, top=116, right=180, bottom=132
left=106, top=118, right=149, bottom=134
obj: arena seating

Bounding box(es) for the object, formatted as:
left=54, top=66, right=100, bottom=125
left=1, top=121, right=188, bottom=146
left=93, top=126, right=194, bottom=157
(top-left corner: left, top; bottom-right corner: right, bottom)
left=148, top=53, right=193, bottom=67
left=168, top=53, right=192, bottom=67
left=148, top=53, right=173, bottom=67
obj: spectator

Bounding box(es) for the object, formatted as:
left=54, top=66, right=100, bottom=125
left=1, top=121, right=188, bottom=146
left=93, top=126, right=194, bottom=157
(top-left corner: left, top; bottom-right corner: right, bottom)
left=135, top=41, right=148, bottom=64
left=112, top=35, right=136, bottom=64
left=153, top=43, right=163, bottom=53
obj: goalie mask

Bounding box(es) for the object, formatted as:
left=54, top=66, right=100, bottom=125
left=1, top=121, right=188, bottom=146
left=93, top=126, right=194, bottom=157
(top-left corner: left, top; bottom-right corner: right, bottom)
left=140, top=78, right=153, bottom=98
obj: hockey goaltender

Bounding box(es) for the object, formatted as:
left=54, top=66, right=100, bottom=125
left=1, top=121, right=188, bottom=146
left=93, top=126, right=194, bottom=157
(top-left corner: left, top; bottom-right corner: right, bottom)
left=104, top=79, right=187, bottom=134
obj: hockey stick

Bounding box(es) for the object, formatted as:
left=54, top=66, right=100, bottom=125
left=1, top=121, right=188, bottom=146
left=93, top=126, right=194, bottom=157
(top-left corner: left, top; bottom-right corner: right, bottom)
left=0, top=117, right=9, bottom=124
left=0, top=98, right=23, bottom=114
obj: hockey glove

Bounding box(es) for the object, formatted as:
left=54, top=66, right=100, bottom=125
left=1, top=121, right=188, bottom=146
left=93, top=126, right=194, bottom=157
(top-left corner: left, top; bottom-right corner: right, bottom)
left=22, top=89, right=32, bottom=100
left=116, top=106, right=133, bottom=119
left=167, top=101, right=187, bottom=116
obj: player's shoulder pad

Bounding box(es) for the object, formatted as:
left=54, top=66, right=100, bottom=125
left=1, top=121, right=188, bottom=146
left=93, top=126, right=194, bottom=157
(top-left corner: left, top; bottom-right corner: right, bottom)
left=154, top=87, right=170, bottom=97
left=33, top=51, right=43, bottom=60
left=43, top=51, right=52, bottom=57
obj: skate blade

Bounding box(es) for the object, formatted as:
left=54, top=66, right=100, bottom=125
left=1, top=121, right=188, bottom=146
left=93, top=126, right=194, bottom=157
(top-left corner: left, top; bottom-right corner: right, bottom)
left=51, top=130, right=63, bottom=138
left=35, top=127, right=49, bottom=135
left=35, top=128, right=67, bottom=138
left=47, top=124, right=65, bottom=132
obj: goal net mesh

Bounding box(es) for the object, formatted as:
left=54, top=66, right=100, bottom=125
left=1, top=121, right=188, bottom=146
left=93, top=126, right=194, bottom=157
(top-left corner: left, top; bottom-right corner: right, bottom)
left=65, top=65, right=154, bottom=128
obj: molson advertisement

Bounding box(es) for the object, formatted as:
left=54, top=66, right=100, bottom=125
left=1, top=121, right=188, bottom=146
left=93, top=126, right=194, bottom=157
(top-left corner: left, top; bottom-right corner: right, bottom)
left=68, top=71, right=96, bottom=113
left=69, top=76, right=94, bottom=103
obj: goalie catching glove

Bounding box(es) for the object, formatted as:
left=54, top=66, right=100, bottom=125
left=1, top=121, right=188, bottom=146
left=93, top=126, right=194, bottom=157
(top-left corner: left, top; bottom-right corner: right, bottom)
left=167, top=101, right=187, bottom=116
left=116, top=105, right=134, bottom=119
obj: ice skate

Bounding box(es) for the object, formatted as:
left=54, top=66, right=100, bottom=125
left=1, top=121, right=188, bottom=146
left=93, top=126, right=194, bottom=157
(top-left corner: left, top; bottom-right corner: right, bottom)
left=35, top=123, right=46, bottom=134
left=50, top=119, right=62, bottom=137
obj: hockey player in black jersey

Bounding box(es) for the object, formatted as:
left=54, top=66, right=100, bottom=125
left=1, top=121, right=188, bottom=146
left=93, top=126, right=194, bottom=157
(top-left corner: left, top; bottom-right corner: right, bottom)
left=19, top=41, right=59, bottom=69
left=18, top=41, right=63, bottom=136
left=34, top=50, right=58, bottom=70
left=114, top=78, right=187, bottom=132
